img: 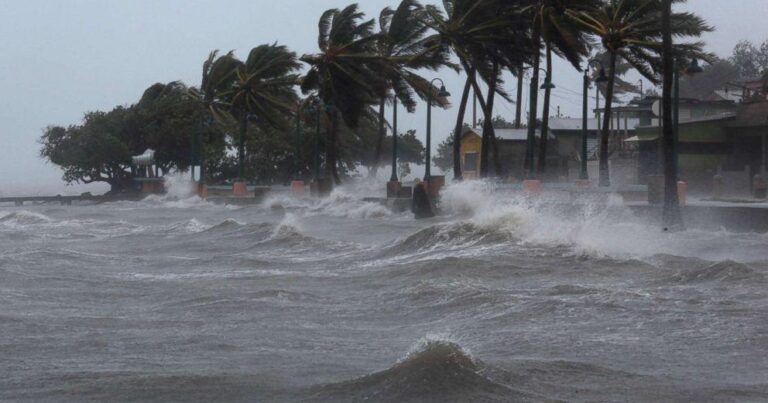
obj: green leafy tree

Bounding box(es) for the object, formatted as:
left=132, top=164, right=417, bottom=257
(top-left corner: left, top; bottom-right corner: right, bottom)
left=421, top=0, right=534, bottom=180
left=221, top=44, right=301, bottom=181
left=371, top=0, right=452, bottom=175
left=40, top=108, right=137, bottom=193
left=568, top=0, right=712, bottom=187
left=301, top=4, right=389, bottom=186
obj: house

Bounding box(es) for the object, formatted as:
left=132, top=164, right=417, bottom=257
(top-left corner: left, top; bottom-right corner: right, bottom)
left=459, top=127, right=553, bottom=179
left=634, top=100, right=768, bottom=196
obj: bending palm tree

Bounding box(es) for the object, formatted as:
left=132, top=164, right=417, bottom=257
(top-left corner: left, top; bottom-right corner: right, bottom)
left=189, top=50, right=241, bottom=188
left=371, top=0, right=452, bottom=178
left=223, top=44, right=300, bottom=181
left=301, top=4, right=388, bottom=186
left=568, top=0, right=711, bottom=187
left=421, top=0, right=532, bottom=180
left=527, top=0, right=598, bottom=176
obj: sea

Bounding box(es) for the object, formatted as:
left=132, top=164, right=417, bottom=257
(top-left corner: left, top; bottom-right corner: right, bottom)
left=1, top=177, right=767, bottom=402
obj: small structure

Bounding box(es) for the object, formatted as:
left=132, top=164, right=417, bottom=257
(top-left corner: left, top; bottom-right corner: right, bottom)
left=459, top=127, right=554, bottom=179
left=132, top=149, right=164, bottom=194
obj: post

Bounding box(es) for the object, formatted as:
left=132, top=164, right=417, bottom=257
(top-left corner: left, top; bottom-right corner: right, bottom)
left=294, top=110, right=301, bottom=179
left=238, top=115, right=246, bottom=180
left=674, top=63, right=680, bottom=175
left=390, top=98, right=399, bottom=182
left=581, top=70, right=589, bottom=180
left=425, top=95, right=432, bottom=181
left=472, top=91, right=477, bottom=128
left=314, top=107, right=321, bottom=180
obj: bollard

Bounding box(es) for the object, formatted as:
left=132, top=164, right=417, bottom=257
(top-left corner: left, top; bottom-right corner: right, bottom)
left=677, top=181, right=687, bottom=206
left=427, top=175, right=445, bottom=198
left=411, top=183, right=435, bottom=219
left=522, top=179, right=541, bottom=194
left=200, top=184, right=209, bottom=199
left=291, top=180, right=305, bottom=197
left=386, top=181, right=402, bottom=198
left=233, top=181, right=248, bottom=197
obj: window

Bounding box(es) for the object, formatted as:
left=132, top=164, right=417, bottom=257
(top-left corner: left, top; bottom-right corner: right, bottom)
left=464, top=152, right=477, bottom=171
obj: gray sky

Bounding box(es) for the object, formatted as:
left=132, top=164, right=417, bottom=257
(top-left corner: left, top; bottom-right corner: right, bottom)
left=1, top=0, right=766, bottom=194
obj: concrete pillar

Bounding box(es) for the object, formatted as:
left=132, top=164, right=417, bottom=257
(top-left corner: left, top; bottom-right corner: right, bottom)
left=386, top=181, right=402, bottom=198
left=233, top=181, right=247, bottom=197
left=290, top=180, right=305, bottom=197
left=677, top=181, right=687, bottom=206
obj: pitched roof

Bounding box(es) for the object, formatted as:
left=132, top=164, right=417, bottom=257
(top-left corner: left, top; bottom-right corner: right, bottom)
left=462, top=126, right=554, bottom=141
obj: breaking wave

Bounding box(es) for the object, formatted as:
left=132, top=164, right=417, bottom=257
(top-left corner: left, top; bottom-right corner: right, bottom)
left=308, top=337, right=531, bottom=402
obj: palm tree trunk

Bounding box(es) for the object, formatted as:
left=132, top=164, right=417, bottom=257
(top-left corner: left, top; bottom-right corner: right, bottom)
left=515, top=65, right=524, bottom=129
left=326, top=110, right=341, bottom=185
left=452, top=73, right=474, bottom=181
left=661, top=0, right=683, bottom=229
left=480, top=63, right=500, bottom=178
left=238, top=114, right=247, bottom=180
left=525, top=24, right=542, bottom=179
left=537, top=44, right=553, bottom=176
left=599, top=51, right=618, bottom=187
left=372, top=98, right=386, bottom=177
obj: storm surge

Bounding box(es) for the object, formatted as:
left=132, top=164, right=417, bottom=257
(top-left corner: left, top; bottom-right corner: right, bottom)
left=1, top=180, right=767, bottom=402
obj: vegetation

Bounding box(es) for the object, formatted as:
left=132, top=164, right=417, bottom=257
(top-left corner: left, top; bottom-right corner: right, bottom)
left=41, top=0, right=720, bottom=230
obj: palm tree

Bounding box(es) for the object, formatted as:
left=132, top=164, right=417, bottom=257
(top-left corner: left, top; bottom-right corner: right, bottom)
left=301, top=4, right=388, bottom=185
left=661, top=0, right=681, bottom=229
left=567, top=0, right=711, bottom=187
left=371, top=0, right=452, bottom=178
left=189, top=50, right=241, bottom=187
left=223, top=44, right=301, bottom=181
left=524, top=0, right=600, bottom=177
left=421, top=0, right=533, bottom=180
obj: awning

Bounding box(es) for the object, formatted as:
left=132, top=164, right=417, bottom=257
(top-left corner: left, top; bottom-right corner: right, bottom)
left=624, top=135, right=659, bottom=142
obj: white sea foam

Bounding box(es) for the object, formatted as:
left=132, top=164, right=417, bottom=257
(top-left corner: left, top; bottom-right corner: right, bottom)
left=438, top=179, right=768, bottom=262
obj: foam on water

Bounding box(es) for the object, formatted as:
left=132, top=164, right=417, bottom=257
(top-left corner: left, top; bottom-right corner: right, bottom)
left=438, top=180, right=768, bottom=263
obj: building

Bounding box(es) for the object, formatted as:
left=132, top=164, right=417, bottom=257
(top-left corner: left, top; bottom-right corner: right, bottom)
left=459, top=127, right=553, bottom=179
left=635, top=100, right=768, bottom=196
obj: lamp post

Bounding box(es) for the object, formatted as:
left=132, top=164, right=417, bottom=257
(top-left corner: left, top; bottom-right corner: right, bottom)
left=307, top=101, right=321, bottom=181
left=673, top=58, right=704, bottom=173
left=390, top=97, right=399, bottom=182
left=581, top=60, right=608, bottom=181
left=294, top=104, right=301, bottom=180
left=425, top=78, right=450, bottom=182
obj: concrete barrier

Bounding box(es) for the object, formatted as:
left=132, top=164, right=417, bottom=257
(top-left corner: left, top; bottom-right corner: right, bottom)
left=232, top=181, right=248, bottom=197
left=291, top=180, right=305, bottom=197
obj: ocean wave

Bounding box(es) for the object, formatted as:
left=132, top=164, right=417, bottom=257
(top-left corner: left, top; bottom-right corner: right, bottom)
left=307, top=337, right=532, bottom=402
left=665, top=260, right=765, bottom=284
left=0, top=210, right=53, bottom=226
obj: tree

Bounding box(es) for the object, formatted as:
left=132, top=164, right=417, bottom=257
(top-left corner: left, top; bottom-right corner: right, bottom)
left=525, top=0, right=598, bottom=176
left=371, top=0, right=451, bottom=176
left=40, top=108, right=136, bottom=193
left=189, top=50, right=242, bottom=185
left=568, top=0, right=712, bottom=187
left=731, top=40, right=768, bottom=79
left=301, top=4, right=389, bottom=186
left=661, top=0, right=682, bottom=230
left=221, top=44, right=300, bottom=181
left=421, top=0, right=533, bottom=180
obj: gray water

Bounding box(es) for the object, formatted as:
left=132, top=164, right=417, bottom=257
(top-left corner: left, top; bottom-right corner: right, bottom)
left=2, top=180, right=767, bottom=402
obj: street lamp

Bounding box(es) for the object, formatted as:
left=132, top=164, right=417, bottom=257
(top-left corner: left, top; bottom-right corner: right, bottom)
left=425, top=78, right=450, bottom=182
left=581, top=59, right=608, bottom=180
left=672, top=58, right=704, bottom=173
left=390, top=96, right=400, bottom=182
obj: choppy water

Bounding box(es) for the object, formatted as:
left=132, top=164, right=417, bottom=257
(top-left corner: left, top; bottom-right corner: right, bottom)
left=1, top=180, right=767, bottom=402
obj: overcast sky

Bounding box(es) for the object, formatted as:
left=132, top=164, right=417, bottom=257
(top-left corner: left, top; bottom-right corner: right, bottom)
left=1, top=0, right=766, bottom=194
